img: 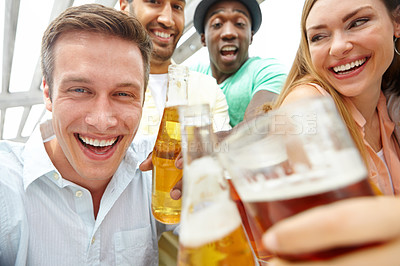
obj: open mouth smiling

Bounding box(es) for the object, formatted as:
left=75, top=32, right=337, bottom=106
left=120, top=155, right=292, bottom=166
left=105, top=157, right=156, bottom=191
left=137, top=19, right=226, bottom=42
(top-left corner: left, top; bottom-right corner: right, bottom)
left=76, top=134, right=120, bottom=155
left=221, top=45, right=238, bottom=57
left=331, top=57, right=368, bottom=75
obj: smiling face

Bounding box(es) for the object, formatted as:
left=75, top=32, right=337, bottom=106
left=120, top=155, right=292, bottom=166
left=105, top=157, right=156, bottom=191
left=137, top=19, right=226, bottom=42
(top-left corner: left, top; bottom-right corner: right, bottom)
left=305, top=0, right=400, bottom=100
left=202, top=0, right=253, bottom=83
left=44, top=31, right=144, bottom=184
left=120, top=0, right=185, bottom=69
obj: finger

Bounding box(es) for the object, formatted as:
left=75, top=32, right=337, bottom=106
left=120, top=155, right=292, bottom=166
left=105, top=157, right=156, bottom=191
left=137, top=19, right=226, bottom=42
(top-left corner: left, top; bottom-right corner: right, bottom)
left=263, top=197, right=400, bottom=255
left=139, top=152, right=153, bottom=171
left=267, top=237, right=400, bottom=266
left=170, top=179, right=182, bottom=200
left=175, top=152, right=183, bottom=169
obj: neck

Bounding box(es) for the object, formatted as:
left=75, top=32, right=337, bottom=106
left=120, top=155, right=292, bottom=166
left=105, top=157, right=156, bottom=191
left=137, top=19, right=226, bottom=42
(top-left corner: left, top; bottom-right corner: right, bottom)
left=150, top=58, right=172, bottom=74
left=210, top=58, right=248, bottom=85
left=350, top=89, right=381, bottom=124
left=348, top=89, right=382, bottom=152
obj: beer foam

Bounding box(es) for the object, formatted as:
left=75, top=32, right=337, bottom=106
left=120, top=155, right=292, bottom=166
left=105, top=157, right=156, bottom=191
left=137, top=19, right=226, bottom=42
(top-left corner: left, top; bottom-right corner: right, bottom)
left=180, top=156, right=242, bottom=248
left=236, top=148, right=368, bottom=202
left=179, top=199, right=242, bottom=248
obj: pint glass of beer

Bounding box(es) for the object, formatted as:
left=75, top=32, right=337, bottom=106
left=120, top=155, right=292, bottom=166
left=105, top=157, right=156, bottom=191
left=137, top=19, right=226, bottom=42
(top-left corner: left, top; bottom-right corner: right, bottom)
left=178, top=104, right=256, bottom=266
left=218, top=97, right=375, bottom=263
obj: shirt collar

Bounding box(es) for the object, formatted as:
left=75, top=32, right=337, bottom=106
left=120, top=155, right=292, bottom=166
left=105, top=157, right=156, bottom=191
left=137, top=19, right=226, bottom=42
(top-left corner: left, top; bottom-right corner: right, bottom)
left=22, top=120, right=59, bottom=191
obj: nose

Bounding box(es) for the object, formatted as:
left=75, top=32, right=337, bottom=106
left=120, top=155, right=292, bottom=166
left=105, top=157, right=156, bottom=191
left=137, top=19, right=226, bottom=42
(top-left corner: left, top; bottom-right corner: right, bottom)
left=85, top=96, right=118, bottom=132
left=157, top=4, right=174, bottom=28
left=221, top=22, right=238, bottom=40
left=329, top=33, right=353, bottom=57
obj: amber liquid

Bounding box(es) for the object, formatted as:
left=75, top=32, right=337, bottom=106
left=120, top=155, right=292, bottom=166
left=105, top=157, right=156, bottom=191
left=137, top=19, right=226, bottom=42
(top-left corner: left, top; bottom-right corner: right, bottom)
left=228, top=180, right=273, bottom=264
left=241, top=177, right=375, bottom=261
left=152, top=106, right=182, bottom=224
left=178, top=225, right=256, bottom=266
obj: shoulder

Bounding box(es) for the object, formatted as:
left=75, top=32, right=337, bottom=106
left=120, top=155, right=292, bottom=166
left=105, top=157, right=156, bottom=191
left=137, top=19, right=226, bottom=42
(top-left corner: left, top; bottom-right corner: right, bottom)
left=189, top=63, right=210, bottom=75
left=0, top=141, right=24, bottom=182
left=189, top=70, right=215, bottom=83
left=188, top=70, right=219, bottom=92
left=281, top=84, right=325, bottom=107
left=247, top=57, right=287, bottom=72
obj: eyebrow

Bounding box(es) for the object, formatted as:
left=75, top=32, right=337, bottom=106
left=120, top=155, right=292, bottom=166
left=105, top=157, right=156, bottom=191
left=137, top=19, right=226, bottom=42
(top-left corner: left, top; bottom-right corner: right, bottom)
left=306, top=5, right=373, bottom=32
left=208, top=8, right=250, bottom=20
left=61, top=77, right=141, bottom=89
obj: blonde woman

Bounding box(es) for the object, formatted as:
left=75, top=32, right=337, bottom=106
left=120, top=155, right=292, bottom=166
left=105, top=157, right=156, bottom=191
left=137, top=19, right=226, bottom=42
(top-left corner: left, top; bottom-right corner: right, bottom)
left=274, top=0, right=400, bottom=194
left=261, top=0, right=400, bottom=265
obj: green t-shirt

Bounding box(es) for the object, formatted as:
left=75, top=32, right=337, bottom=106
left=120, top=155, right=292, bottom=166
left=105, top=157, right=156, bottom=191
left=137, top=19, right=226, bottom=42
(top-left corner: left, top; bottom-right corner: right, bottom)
left=191, top=57, right=287, bottom=127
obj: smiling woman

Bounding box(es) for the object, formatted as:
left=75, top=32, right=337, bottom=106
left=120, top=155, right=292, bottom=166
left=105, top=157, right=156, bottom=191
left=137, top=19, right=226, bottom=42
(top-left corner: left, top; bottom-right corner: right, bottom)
left=274, top=0, right=400, bottom=192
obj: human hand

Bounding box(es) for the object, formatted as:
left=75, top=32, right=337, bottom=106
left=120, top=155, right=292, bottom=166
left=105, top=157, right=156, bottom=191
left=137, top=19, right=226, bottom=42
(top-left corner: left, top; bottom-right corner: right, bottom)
left=139, top=152, right=153, bottom=171
left=262, top=196, right=400, bottom=265
left=170, top=152, right=183, bottom=200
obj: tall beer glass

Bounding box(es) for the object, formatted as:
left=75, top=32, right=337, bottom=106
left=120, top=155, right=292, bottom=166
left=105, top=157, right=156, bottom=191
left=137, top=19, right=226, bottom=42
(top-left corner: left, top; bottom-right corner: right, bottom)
left=152, top=64, right=189, bottom=224
left=218, top=97, right=375, bottom=263
left=178, top=104, right=256, bottom=266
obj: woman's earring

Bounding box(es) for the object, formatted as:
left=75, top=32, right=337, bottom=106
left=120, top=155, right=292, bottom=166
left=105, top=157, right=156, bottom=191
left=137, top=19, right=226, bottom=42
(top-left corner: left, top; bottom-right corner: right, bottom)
left=395, top=38, right=400, bottom=56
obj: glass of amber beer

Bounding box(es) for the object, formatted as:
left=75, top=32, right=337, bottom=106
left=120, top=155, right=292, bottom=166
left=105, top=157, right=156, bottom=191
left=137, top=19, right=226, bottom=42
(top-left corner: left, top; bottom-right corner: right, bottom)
left=178, top=104, right=256, bottom=265
left=218, top=97, right=375, bottom=263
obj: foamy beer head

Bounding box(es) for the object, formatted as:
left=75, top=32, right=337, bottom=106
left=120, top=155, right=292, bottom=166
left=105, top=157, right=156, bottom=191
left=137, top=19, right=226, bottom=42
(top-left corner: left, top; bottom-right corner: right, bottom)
left=178, top=157, right=255, bottom=265
left=180, top=156, right=241, bottom=247
left=219, top=97, right=368, bottom=199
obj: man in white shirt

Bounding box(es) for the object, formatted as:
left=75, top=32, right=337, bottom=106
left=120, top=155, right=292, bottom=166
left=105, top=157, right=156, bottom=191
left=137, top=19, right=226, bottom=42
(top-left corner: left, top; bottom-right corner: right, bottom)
left=0, top=4, right=175, bottom=265
left=119, top=0, right=231, bottom=136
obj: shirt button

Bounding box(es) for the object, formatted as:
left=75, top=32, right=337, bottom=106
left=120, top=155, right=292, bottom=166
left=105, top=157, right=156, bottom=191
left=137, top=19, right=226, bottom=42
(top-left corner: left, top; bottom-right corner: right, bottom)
left=75, top=191, right=83, bottom=198
left=53, top=172, right=59, bottom=180
left=91, top=237, right=95, bottom=244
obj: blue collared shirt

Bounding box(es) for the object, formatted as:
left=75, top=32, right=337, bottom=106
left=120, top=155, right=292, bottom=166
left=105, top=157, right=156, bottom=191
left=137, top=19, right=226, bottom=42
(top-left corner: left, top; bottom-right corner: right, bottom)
left=0, top=120, right=175, bottom=266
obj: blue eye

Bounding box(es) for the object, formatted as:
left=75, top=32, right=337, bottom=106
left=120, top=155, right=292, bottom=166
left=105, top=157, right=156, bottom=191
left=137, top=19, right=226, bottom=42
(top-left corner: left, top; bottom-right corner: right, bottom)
left=74, top=88, right=86, bottom=93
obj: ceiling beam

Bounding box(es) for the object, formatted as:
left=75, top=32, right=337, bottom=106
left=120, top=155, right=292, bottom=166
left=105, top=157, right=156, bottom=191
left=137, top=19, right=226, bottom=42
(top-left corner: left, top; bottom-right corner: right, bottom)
left=0, top=91, right=43, bottom=109
left=2, top=0, right=21, bottom=94
left=95, top=0, right=118, bottom=7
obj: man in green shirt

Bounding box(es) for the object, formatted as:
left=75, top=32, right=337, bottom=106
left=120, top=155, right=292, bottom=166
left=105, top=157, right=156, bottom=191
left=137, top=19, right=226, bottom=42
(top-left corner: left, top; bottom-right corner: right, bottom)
left=192, top=0, right=287, bottom=127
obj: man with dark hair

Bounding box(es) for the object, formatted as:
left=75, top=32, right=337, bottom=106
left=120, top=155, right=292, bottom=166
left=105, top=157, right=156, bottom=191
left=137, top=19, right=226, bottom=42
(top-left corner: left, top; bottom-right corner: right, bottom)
left=0, top=4, right=174, bottom=265
left=193, top=0, right=287, bottom=127
left=119, top=0, right=231, bottom=136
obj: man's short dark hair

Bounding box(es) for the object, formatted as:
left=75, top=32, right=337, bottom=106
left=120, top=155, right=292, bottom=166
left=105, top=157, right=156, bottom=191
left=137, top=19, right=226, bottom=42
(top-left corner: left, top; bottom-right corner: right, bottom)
left=41, top=4, right=152, bottom=99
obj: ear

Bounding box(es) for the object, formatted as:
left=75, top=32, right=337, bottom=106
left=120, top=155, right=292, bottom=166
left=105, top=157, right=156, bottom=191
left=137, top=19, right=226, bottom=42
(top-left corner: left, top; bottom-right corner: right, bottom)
left=119, top=0, right=129, bottom=13
left=43, top=78, right=53, bottom=112
left=250, top=31, right=254, bottom=45
left=200, top=33, right=206, bottom=47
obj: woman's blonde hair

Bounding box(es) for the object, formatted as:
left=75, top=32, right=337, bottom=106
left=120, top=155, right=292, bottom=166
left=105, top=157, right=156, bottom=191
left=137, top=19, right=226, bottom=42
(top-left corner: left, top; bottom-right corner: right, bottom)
left=273, top=0, right=400, bottom=166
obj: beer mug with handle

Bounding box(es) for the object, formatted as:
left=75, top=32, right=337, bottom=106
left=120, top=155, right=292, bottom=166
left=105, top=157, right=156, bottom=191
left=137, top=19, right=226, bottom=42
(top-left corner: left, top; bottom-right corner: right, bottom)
left=178, top=104, right=256, bottom=266
left=218, top=97, right=376, bottom=263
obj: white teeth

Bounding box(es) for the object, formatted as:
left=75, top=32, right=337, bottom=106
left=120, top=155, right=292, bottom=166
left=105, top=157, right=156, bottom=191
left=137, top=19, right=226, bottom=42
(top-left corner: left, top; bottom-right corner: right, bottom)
left=221, top=46, right=237, bottom=52
left=155, top=31, right=171, bottom=38
left=79, top=135, right=117, bottom=147
left=333, top=58, right=366, bottom=73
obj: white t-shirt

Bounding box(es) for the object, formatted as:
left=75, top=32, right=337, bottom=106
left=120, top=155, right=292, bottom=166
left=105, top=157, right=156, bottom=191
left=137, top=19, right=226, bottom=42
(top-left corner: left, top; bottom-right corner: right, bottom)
left=148, top=74, right=168, bottom=116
